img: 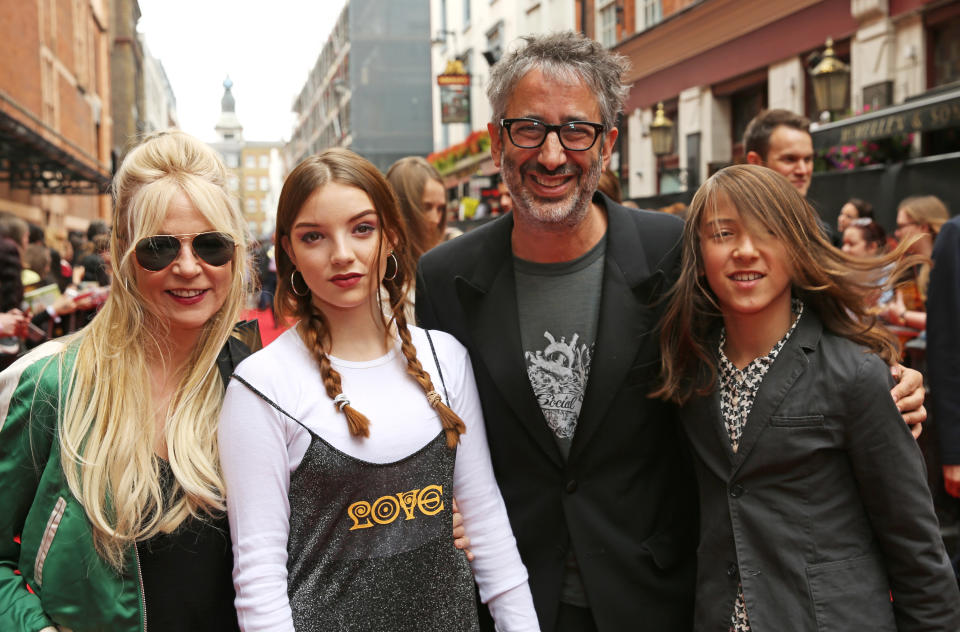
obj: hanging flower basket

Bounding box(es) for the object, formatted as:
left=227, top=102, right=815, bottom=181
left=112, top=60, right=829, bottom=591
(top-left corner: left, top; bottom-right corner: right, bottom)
left=427, top=130, right=491, bottom=175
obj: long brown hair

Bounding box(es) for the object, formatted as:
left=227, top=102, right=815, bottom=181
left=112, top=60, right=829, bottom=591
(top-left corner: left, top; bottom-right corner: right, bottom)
left=275, top=148, right=465, bottom=448
left=653, top=164, right=922, bottom=405
left=385, top=156, right=446, bottom=261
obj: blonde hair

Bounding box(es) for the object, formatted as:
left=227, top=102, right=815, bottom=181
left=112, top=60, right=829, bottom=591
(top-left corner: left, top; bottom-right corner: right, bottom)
left=898, top=195, right=949, bottom=299
left=276, top=149, right=465, bottom=449
left=56, top=130, right=249, bottom=570
left=654, top=165, right=923, bottom=405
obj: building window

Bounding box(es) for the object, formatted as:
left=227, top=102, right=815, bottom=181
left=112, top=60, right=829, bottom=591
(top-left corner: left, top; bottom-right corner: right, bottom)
left=259, top=154, right=269, bottom=168
left=485, top=21, right=503, bottom=67
left=636, top=0, right=662, bottom=32
left=731, top=83, right=767, bottom=160
left=228, top=176, right=239, bottom=191
left=246, top=198, right=257, bottom=213
left=932, top=15, right=960, bottom=88
left=260, top=177, right=269, bottom=191
left=246, top=176, right=256, bottom=191
left=261, top=198, right=271, bottom=213
left=226, top=153, right=239, bottom=168
left=245, top=155, right=256, bottom=168
left=463, top=0, right=470, bottom=28
left=598, top=1, right=617, bottom=47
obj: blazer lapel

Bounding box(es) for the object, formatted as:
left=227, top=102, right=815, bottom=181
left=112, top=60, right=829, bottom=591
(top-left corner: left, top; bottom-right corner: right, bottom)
left=681, top=389, right=735, bottom=480
left=731, top=311, right=821, bottom=474
left=569, top=200, right=669, bottom=461
left=455, top=216, right=564, bottom=467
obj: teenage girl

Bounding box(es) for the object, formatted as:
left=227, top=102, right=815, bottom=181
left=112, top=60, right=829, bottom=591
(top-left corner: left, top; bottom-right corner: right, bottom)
left=218, top=148, right=538, bottom=631
left=654, top=164, right=960, bottom=631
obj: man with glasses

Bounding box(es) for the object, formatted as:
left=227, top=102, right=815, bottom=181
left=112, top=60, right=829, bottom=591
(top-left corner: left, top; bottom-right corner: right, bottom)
left=416, top=32, right=696, bottom=632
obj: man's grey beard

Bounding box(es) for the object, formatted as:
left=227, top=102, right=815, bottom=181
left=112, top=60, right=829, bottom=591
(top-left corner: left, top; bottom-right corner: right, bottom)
left=501, top=150, right=603, bottom=229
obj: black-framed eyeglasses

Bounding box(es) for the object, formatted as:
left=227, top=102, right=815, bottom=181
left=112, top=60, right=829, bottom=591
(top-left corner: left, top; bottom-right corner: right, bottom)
left=500, top=118, right=605, bottom=151
left=134, top=231, right=236, bottom=271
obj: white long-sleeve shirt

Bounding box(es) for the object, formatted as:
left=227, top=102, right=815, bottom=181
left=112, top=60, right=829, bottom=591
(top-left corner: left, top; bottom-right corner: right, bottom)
left=219, top=326, right=539, bottom=631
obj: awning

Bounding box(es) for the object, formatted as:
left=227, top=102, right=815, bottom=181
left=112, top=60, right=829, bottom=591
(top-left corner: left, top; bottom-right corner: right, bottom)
left=811, top=84, right=960, bottom=150
left=0, top=91, right=111, bottom=195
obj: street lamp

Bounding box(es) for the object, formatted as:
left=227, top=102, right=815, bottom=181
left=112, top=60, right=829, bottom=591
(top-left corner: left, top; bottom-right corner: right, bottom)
left=810, top=38, right=850, bottom=121
left=650, top=102, right=674, bottom=156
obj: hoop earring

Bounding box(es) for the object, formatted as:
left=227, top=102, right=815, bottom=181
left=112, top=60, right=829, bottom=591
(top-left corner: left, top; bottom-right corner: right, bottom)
left=383, top=252, right=399, bottom=282
left=291, top=269, right=310, bottom=297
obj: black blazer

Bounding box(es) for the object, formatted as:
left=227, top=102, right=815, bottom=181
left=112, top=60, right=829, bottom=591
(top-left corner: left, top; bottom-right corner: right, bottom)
left=416, top=195, right=698, bottom=631
left=929, top=215, right=960, bottom=466
left=681, top=310, right=960, bottom=631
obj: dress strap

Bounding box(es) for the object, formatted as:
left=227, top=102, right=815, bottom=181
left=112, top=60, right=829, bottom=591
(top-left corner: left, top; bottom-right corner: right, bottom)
left=230, top=373, right=314, bottom=435
left=423, top=330, right=450, bottom=407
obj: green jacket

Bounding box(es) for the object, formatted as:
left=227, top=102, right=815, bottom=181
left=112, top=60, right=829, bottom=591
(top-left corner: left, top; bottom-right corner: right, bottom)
left=0, top=323, right=260, bottom=632
left=0, top=341, right=142, bottom=632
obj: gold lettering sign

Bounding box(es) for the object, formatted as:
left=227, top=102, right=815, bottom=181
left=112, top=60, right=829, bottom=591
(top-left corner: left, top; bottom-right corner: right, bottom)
left=346, top=485, right=445, bottom=531
left=819, top=96, right=960, bottom=148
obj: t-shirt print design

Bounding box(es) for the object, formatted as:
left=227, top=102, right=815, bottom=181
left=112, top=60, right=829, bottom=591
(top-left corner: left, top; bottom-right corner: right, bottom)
left=524, top=331, right=593, bottom=439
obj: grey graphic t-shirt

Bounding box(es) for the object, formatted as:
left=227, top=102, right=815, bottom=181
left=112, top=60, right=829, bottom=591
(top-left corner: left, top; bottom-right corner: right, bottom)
left=514, top=236, right=605, bottom=458
left=514, top=236, right=605, bottom=609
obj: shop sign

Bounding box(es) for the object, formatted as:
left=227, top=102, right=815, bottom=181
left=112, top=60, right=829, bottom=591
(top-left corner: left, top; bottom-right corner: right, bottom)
left=438, top=60, right=471, bottom=125
left=813, top=90, right=960, bottom=149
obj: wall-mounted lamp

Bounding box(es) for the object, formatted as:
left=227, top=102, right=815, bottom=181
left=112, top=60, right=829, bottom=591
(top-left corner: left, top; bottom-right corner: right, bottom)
left=650, top=102, right=675, bottom=156
left=809, top=37, right=850, bottom=120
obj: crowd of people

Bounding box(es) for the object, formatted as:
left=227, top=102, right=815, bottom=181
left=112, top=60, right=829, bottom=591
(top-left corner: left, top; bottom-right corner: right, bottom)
left=0, top=29, right=958, bottom=632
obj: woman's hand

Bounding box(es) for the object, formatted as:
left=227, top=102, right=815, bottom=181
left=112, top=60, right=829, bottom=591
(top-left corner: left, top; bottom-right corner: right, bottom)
left=0, top=310, right=26, bottom=336
left=452, top=497, right=474, bottom=562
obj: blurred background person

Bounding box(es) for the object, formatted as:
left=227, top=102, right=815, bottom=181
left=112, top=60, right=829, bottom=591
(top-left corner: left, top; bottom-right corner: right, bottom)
left=45, top=227, right=74, bottom=291
left=836, top=197, right=874, bottom=246
left=880, top=195, right=950, bottom=332
left=80, top=233, right=112, bottom=286
left=0, top=215, right=29, bottom=253
left=597, top=168, right=622, bottom=203
left=842, top=218, right=894, bottom=311
left=841, top=217, right=887, bottom=257
left=77, top=220, right=111, bottom=286
left=498, top=184, right=514, bottom=215
left=386, top=156, right=458, bottom=261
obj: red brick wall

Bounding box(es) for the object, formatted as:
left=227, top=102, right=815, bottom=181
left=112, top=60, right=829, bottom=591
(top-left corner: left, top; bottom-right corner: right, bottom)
left=0, top=0, right=42, bottom=113
left=662, top=0, right=699, bottom=19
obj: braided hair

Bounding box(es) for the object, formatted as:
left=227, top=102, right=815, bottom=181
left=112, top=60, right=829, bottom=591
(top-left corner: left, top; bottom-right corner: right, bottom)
left=275, top=149, right=465, bottom=448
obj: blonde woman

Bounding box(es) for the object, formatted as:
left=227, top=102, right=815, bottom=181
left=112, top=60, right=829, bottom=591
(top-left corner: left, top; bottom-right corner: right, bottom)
left=881, top=194, right=950, bottom=330
left=0, top=130, right=257, bottom=632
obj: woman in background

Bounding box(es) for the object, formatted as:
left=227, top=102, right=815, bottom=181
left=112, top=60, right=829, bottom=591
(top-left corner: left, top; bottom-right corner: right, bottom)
left=880, top=194, right=950, bottom=331
left=386, top=156, right=459, bottom=261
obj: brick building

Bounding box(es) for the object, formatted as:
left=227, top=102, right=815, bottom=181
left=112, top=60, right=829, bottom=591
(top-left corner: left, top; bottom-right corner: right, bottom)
left=604, top=0, right=960, bottom=223
left=0, top=0, right=113, bottom=231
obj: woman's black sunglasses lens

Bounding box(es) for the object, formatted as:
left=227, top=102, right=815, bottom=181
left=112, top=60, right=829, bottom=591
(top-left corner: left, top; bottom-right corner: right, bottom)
left=135, top=233, right=235, bottom=271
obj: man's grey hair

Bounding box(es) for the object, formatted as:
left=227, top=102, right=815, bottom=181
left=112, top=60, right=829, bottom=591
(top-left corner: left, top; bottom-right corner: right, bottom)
left=486, top=31, right=631, bottom=131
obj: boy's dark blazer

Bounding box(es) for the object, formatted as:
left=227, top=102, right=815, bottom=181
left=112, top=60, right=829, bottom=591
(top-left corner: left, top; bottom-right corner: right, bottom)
left=416, top=194, right=698, bottom=632
left=680, top=310, right=960, bottom=631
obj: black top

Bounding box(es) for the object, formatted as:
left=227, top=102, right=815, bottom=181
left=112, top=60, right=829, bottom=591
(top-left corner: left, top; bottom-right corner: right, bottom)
left=135, top=459, right=239, bottom=632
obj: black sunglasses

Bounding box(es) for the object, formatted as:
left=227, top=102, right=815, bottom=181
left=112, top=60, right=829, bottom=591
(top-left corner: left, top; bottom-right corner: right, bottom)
left=134, top=231, right=236, bottom=272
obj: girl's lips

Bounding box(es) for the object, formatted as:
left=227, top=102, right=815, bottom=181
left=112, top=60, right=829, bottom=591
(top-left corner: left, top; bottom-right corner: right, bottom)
left=331, top=274, right=362, bottom=288
left=166, top=289, right=208, bottom=305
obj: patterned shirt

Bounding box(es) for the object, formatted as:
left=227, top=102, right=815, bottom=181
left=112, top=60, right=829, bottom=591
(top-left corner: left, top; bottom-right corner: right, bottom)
left=718, top=299, right=804, bottom=632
